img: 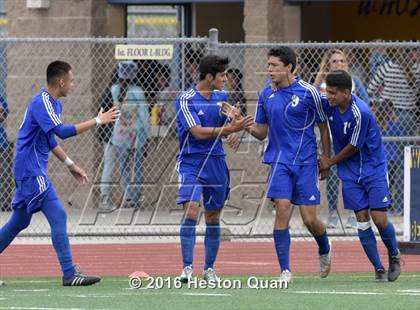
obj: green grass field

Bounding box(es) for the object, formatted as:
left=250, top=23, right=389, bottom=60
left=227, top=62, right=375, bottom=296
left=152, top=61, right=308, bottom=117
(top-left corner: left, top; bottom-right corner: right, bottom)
left=1, top=273, right=419, bottom=310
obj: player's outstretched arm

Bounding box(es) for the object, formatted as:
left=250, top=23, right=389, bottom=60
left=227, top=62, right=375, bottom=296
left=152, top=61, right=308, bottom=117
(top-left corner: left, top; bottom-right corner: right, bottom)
left=245, top=123, right=268, bottom=141
left=189, top=115, right=254, bottom=140
left=219, top=101, right=267, bottom=140
left=51, top=145, right=89, bottom=184
left=74, top=106, right=120, bottom=135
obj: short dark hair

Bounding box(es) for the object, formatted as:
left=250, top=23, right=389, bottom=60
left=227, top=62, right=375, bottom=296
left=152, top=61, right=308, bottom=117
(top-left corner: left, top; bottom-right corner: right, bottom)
left=267, top=47, right=297, bottom=72
left=198, top=55, right=229, bottom=80
left=47, top=61, right=71, bottom=85
left=326, top=70, right=352, bottom=91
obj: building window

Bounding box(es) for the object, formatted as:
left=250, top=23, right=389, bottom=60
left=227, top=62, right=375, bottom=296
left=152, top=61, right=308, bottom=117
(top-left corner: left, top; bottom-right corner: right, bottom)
left=127, top=5, right=184, bottom=38
left=0, top=0, right=7, bottom=37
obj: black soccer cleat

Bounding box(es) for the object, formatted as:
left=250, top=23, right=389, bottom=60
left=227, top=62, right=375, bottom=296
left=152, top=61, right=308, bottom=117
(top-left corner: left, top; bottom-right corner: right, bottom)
left=63, top=272, right=101, bottom=286
left=388, top=249, right=401, bottom=282
left=375, top=268, right=387, bottom=282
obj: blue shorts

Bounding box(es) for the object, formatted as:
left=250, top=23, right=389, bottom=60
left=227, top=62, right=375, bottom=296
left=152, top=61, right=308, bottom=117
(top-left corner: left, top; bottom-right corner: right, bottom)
left=267, top=163, right=320, bottom=205
left=11, top=175, right=59, bottom=214
left=342, top=174, right=390, bottom=212
left=176, top=155, right=230, bottom=210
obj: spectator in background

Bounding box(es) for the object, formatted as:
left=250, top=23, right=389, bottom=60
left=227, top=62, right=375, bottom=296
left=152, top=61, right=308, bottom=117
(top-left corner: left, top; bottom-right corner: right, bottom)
left=155, top=64, right=177, bottom=136
left=226, top=68, right=247, bottom=116
left=345, top=48, right=369, bottom=86
left=150, top=63, right=171, bottom=126
left=0, top=96, right=13, bottom=212
left=314, top=48, right=370, bottom=229
left=368, top=48, right=420, bottom=136
left=99, top=61, right=150, bottom=210
left=373, top=99, right=404, bottom=214
left=369, top=40, right=388, bottom=80
left=135, top=60, right=159, bottom=113
left=315, top=49, right=369, bottom=104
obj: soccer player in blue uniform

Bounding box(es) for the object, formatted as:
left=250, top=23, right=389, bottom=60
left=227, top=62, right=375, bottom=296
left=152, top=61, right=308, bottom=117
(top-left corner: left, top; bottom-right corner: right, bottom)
left=175, top=55, right=254, bottom=283
left=0, top=61, right=119, bottom=286
left=244, top=47, right=332, bottom=283
left=319, top=70, right=401, bottom=282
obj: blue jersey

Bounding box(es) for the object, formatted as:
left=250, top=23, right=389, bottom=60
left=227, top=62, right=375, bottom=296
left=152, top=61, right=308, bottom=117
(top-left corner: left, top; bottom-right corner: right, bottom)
left=322, top=95, right=387, bottom=182
left=255, top=78, right=327, bottom=165
left=14, top=88, right=62, bottom=180
left=175, top=86, right=228, bottom=159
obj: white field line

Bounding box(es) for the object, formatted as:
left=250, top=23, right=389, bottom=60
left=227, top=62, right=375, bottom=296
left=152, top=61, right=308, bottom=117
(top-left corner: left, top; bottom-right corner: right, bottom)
left=218, top=261, right=272, bottom=266
left=13, top=289, right=49, bottom=292
left=0, top=307, right=113, bottom=310
left=287, top=290, right=420, bottom=296
left=181, top=292, right=231, bottom=296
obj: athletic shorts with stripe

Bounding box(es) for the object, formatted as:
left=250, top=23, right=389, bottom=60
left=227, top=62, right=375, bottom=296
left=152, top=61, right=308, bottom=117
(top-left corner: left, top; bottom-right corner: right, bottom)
left=267, top=162, right=320, bottom=205
left=11, top=175, right=59, bottom=214
left=176, top=155, right=230, bottom=210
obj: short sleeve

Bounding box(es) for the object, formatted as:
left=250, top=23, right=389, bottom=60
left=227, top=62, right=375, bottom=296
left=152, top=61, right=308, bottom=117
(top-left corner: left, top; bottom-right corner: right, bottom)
left=310, top=88, right=327, bottom=123
left=176, top=95, right=201, bottom=130
left=255, top=93, right=267, bottom=124
left=33, top=94, right=62, bottom=133
left=348, top=108, right=369, bottom=148
left=47, top=131, right=58, bottom=150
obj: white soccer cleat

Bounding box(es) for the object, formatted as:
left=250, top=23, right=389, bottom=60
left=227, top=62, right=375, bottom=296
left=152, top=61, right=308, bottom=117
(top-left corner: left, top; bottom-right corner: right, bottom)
left=319, top=240, right=332, bottom=278
left=180, top=265, right=193, bottom=283
left=203, top=268, right=219, bottom=283
left=279, top=270, right=292, bottom=283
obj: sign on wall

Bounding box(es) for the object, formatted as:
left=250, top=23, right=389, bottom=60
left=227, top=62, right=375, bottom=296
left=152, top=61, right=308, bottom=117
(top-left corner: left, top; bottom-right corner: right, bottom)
left=115, top=44, right=174, bottom=60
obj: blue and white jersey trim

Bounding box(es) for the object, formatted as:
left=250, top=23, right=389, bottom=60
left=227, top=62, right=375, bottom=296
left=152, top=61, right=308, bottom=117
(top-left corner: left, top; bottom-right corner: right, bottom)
left=179, top=89, right=197, bottom=128
left=42, top=92, right=62, bottom=126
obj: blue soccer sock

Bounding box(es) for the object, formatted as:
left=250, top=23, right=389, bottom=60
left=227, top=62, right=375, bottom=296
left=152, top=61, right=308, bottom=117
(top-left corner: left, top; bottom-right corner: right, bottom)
left=314, top=231, right=330, bottom=255
left=357, top=223, right=384, bottom=270
left=0, top=208, right=32, bottom=253
left=41, top=199, right=75, bottom=279
left=180, top=218, right=196, bottom=268
left=273, top=229, right=291, bottom=272
left=204, top=223, right=221, bottom=270
left=378, top=222, right=399, bottom=257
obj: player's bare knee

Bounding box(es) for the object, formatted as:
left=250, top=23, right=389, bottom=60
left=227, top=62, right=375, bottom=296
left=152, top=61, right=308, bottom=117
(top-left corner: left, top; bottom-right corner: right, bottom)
left=302, top=217, right=317, bottom=229
left=372, top=217, right=388, bottom=230
left=183, top=202, right=199, bottom=220
left=275, top=212, right=290, bottom=226
left=355, top=210, right=370, bottom=222
left=371, top=209, right=388, bottom=229
left=205, top=211, right=220, bottom=224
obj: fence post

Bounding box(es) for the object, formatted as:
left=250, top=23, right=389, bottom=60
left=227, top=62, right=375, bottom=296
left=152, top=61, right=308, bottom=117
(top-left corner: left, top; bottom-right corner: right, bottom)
left=208, top=28, right=219, bottom=54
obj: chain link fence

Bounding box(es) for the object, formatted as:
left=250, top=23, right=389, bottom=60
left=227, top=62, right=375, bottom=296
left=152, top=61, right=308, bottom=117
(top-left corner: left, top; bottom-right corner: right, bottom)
left=0, top=31, right=418, bottom=239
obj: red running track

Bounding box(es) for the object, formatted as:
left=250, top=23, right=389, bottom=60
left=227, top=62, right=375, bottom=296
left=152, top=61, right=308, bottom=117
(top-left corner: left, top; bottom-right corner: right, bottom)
left=1, top=241, right=419, bottom=277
